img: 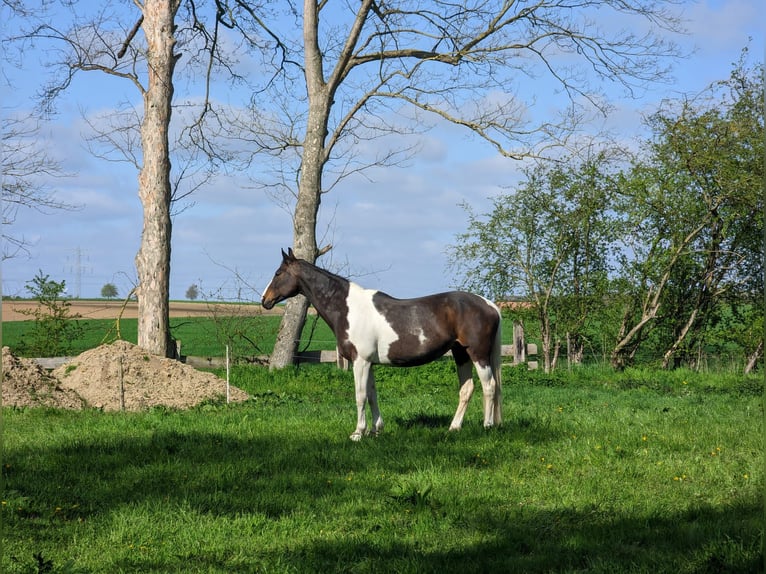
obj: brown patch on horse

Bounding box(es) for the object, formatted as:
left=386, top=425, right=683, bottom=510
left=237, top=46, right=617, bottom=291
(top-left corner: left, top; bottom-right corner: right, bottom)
left=372, top=291, right=499, bottom=367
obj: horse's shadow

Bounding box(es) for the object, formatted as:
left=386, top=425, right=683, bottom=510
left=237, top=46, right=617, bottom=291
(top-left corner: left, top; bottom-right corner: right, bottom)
left=394, top=413, right=453, bottom=429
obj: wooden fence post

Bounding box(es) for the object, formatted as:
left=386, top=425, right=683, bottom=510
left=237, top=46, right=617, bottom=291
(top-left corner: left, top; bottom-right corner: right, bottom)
left=513, top=321, right=526, bottom=365
left=336, top=346, right=349, bottom=370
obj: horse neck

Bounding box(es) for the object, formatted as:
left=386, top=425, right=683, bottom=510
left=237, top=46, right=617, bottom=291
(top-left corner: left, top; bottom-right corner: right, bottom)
left=296, top=260, right=348, bottom=332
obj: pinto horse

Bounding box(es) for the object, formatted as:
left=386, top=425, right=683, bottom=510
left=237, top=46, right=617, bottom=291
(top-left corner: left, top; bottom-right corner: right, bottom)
left=262, top=249, right=502, bottom=441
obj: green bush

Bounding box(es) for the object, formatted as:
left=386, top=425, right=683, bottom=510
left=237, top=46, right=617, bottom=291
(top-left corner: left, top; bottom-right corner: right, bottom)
left=15, top=271, right=83, bottom=357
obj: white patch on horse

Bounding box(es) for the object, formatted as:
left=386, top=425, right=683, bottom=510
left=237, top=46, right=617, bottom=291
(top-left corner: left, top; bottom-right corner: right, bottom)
left=346, top=283, right=399, bottom=364
left=415, top=327, right=428, bottom=345
left=479, top=295, right=501, bottom=314
left=262, top=278, right=273, bottom=298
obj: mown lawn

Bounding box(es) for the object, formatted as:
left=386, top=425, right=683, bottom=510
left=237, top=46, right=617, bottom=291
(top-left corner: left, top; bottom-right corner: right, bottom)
left=2, top=362, right=763, bottom=573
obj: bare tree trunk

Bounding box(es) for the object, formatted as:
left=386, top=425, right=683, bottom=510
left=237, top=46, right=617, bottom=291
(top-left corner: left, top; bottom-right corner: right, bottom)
left=268, top=0, right=335, bottom=369
left=268, top=155, right=322, bottom=368
left=744, top=340, right=763, bottom=375
left=270, top=296, right=310, bottom=368
left=539, top=312, right=553, bottom=374
left=611, top=220, right=710, bottom=369
left=661, top=308, right=699, bottom=369
left=512, top=321, right=525, bottom=365
left=551, top=339, right=560, bottom=372
left=135, top=0, right=180, bottom=358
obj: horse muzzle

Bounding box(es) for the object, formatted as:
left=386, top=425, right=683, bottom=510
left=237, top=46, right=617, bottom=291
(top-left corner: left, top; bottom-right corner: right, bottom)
left=261, top=295, right=276, bottom=310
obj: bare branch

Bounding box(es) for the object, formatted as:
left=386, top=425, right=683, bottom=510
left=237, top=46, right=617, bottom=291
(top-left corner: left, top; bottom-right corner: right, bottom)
left=1, top=113, right=80, bottom=259
left=117, top=14, right=144, bottom=58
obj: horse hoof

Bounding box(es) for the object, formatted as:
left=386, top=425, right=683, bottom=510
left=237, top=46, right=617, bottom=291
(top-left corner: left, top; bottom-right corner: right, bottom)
left=349, top=431, right=363, bottom=441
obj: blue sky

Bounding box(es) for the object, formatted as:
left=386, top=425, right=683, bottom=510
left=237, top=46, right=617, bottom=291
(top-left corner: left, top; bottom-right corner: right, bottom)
left=1, top=0, right=762, bottom=302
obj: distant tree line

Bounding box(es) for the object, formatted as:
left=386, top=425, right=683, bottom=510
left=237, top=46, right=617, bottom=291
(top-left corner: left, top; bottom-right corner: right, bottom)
left=449, top=54, right=763, bottom=373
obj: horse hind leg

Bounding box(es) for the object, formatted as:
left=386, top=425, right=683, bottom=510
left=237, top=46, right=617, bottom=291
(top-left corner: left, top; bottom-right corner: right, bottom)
left=476, top=361, right=499, bottom=428
left=475, top=317, right=503, bottom=428
left=491, top=320, right=502, bottom=426
left=449, top=346, right=474, bottom=431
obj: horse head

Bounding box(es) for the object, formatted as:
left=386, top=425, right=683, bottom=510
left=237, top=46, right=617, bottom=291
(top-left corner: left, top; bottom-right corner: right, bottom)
left=261, top=248, right=301, bottom=309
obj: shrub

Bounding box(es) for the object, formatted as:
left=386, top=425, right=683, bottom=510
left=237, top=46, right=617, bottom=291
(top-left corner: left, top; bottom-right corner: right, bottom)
left=16, top=271, right=83, bottom=357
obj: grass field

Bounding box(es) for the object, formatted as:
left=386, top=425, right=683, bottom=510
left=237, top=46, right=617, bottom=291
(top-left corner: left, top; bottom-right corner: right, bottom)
left=2, top=361, right=763, bottom=573
left=2, top=315, right=329, bottom=358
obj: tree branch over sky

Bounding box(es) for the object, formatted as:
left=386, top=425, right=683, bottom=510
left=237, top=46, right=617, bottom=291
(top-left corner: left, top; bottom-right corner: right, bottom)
left=201, top=0, right=685, bottom=366
left=1, top=114, right=77, bottom=260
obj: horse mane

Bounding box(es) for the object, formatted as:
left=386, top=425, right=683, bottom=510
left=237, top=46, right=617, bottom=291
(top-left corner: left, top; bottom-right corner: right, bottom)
left=295, top=258, right=351, bottom=292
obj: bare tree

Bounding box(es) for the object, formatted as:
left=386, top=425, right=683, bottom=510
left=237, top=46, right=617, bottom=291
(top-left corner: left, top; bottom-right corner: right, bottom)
left=133, top=0, right=182, bottom=357
left=211, top=0, right=684, bottom=367
left=21, top=0, right=183, bottom=356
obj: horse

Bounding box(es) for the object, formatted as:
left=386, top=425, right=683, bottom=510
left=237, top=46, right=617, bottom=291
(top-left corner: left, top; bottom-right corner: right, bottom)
left=261, top=248, right=503, bottom=441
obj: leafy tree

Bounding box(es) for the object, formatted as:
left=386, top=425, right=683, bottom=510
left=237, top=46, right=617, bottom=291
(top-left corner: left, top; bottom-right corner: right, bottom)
left=449, top=151, right=619, bottom=372
left=185, top=284, right=199, bottom=301
left=17, top=271, right=83, bottom=357
left=100, top=283, right=118, bottom=299
left=611, top=50, right=763, bottom=369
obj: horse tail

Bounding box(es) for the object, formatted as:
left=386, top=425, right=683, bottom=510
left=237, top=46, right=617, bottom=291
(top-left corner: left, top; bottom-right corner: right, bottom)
left=491, top=305, right=503, bottom=424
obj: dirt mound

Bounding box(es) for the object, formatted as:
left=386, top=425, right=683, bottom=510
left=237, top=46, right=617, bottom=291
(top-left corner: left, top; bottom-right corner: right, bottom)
left=3, top=342, right=249, bottom=411
left=2, top=346, right=87, bottom=409
left=52, top=340, right=248, bottom=411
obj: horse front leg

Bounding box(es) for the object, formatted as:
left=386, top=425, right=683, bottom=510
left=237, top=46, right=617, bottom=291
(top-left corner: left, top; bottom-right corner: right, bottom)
left=350, top=358, right=373, bottom=441
left=366, top=366, right=384, bottom=436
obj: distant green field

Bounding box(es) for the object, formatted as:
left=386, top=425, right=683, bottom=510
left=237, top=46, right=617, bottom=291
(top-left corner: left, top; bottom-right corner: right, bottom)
left=2, top=315, right=522, bottom=359
left=2, top=314, right=340, bottom=358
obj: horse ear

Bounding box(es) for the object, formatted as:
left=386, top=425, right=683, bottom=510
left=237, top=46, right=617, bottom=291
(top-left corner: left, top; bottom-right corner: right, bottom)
left=281, top=248, right=297, bottom=263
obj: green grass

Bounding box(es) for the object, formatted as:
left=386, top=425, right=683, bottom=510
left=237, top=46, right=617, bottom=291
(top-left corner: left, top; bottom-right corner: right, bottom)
left=3, top=363, right=763, bottom=573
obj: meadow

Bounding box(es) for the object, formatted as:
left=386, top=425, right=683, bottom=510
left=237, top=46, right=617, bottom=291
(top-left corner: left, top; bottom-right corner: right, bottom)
left=2, top=354, right=763, bottom=573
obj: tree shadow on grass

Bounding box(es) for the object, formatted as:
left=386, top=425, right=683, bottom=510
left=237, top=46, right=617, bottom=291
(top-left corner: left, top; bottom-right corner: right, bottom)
left=4, top=408, right=762, bottom=573
left=289, top=501, right=762, bottom=573
left=395, top=413, right=453, bottom=428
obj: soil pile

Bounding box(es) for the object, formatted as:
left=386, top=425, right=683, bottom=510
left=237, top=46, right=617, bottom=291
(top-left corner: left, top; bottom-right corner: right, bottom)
left=2, top=341, right=248, bottom=411
left=52, top=340, right=249, bottom=411
left=2, top=346, right=86, bottom=409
